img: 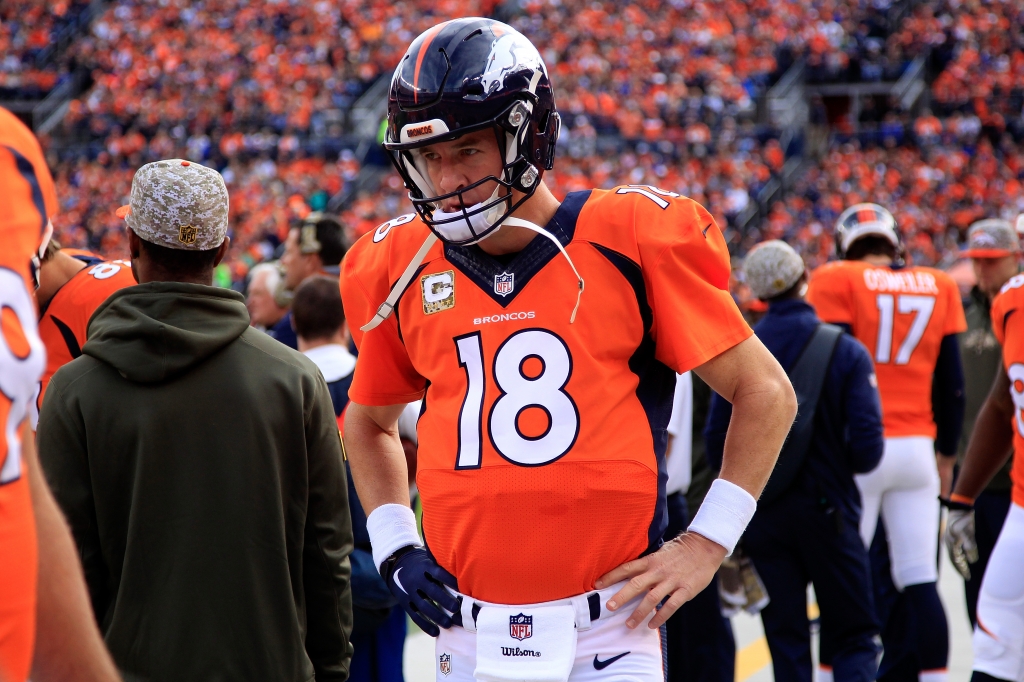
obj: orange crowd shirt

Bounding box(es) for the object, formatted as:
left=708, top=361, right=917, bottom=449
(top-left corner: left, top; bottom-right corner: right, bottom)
left=37, top=257, right=135, bottom=408
left=341, top=186, right=752, bottom=604
left=990, top=275, right=1024, bottom=508
left=807, top=259, right=966, bottom=439
left=0, top=106, right=56, bottom=682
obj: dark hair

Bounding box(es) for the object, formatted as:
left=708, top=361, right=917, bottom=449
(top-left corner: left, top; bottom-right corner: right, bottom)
left=307, top=217, right=347, bottom=266
left=292, top=275, right=344, bottom=341
left=137, top=233, right=220, bottom=278
left=845, top=235, right=897, bottom=261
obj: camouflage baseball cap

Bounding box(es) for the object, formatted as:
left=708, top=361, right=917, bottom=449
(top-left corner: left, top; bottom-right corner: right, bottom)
left=962, top=218, right=1021, bottom=259
left=744, top=240, right=805, bottom=300
left=116, top=159, right=228, bottom=250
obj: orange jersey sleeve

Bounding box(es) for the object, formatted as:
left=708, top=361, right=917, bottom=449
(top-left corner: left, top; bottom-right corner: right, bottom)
left=634, top=192, right=752, bottom=373
left=990, top=277, right=1024, bottom=507
left=341, top=214, right=430, bottom=406
left=37, top=259, right=135, bottom=406
left=0, top=106, right=49, bottom=682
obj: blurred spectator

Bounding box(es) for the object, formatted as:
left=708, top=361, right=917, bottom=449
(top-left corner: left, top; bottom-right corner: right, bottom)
left=293, top=276, right=407, bottom=682
left=246, top=261, right=292, bottom=343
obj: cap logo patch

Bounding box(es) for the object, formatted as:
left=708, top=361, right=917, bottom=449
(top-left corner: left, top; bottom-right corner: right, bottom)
left=178, top=224, right=198, bottom=244
left=422, top=270, right=455, bottom=315
left=407, top=124, right=434, bottom=138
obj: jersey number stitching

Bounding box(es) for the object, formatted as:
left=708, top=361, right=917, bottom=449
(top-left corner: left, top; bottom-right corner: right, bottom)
left=874, top=293, right=936, bottom=365
left=454, top=329, right=580, bottom=469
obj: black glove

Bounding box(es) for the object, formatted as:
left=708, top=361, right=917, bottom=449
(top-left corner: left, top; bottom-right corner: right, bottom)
left=380, top=545, right=460, bottom=636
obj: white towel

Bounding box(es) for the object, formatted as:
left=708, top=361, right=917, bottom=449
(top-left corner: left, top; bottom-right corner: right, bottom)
left=473, top=604, right=578, bottom=682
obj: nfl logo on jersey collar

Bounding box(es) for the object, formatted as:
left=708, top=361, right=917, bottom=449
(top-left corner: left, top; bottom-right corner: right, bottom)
left=509, top=613, right=533, bottom=640
left=494, top=271, right=515, bottom=297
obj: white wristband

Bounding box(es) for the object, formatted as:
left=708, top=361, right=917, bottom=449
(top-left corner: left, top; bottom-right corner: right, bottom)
left=367, top=503, right=423, bottom=573
left=687, top=479, right=757, bottom=556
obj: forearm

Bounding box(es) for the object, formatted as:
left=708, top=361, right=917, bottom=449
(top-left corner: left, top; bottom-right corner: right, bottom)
left=343, top=401, right=412, bottom=514
left=719, top=379, right=797, bottom=496
left=954, top=370, right=1014, bottom=500
left=24, top=429, right=119, bottom=682
left=697, top=336, right=796, bottom=497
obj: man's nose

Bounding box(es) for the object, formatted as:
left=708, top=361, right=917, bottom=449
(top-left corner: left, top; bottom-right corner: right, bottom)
left=437, top=160, right=466, bottom=196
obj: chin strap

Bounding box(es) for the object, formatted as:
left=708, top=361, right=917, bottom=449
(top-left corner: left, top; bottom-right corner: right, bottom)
left=360, top=232, right=439, bottom=332
left=359, top=217, right=584, bottom=333
left=502, top=216, right=585, bottom=323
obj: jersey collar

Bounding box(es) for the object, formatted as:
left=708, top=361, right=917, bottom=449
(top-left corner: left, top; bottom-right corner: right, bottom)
left=441, top=190, right=591, bottom=307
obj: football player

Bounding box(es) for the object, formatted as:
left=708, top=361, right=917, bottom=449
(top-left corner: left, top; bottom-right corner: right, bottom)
left=807, top=204, right=966, bottom=682
left=340, top=18, right=797, bottom=681
left=35, top=239, right=134, bottom=413
left=949, top=270, right=1024, bottom=682
left=0, top=107, right=119, bottom=680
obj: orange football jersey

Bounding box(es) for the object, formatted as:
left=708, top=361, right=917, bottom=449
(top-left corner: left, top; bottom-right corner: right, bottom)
left=0, top=107, right=55, bottom=682
left=342, top=187, right=751, bottom=604
left=807, top=260, right=966, bottom=439
left=37, top=257, right=135, bottom=407
left=990, top=275, right=1024, bottom=508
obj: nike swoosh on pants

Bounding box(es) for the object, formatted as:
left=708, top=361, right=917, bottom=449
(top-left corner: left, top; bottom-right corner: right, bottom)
left=593, top=652, right=630, bottom=670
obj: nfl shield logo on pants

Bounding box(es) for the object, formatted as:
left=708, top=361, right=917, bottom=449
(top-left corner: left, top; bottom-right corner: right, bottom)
left=494, top=271, right=514, bottom=297
left=509, top=613, right=533, bottom=640
left=439, top=652, right=451, bottom=676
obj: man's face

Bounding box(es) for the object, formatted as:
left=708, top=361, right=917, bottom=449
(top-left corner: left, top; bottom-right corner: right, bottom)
left=247, top=271, right=286, bottom=327
left=972, top=255, right=1018, bottom=298
left=281, top=228, right=318, bottom=290
left=418, top=130, right=506, bottom=211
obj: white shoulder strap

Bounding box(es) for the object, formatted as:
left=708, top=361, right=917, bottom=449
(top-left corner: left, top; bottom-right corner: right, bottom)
left=359, top=232, right=439, bottom=332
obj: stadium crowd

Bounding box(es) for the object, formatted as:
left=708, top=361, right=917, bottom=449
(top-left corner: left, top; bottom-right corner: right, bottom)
left=32, top=0, right=951, bottom=285
left=0, top=0, right=92, bottom=99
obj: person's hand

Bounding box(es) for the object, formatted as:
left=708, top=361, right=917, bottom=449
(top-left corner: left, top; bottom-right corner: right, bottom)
left=944, top=507, right=978, bottom=580
left=595, top=532, right=727, bottom=630
left=381, top=546, right=459, bottom=637
left=936, top=454, right=956, bottom=499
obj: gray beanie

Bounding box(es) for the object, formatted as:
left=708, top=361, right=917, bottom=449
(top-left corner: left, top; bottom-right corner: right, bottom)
left=744, top=240, right=805, bottom=300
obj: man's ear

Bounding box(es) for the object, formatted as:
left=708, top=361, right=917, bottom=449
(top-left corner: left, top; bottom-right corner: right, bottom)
left=128, top=228, right=141, bottom=258
left=214, top=237, right=231, bottom=267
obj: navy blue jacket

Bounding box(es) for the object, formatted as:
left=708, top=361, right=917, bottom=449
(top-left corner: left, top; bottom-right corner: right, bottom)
left=267, top=311, right=299, bottom=349
left=705, top=298, right=884, bottom=515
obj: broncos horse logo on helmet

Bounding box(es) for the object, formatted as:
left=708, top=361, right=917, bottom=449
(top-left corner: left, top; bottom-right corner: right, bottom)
left=384, top=18, right=561, bottom=246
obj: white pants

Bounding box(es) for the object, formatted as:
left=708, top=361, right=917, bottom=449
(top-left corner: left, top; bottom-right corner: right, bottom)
left=974, top=502, right=1024, bottom=682
left=433, top=583, right=664, bottom=681
left=855, top=436, right=940, bottom=588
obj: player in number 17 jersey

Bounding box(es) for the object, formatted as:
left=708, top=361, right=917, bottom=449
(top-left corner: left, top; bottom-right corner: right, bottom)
left=340, top=18, right=798, bottom=682
left=806, top=203, right=965, bottom=682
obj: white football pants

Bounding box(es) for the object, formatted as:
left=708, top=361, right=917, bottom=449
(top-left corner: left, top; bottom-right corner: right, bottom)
left=973, top=502, right=1024, bottom=682
left=433, top=582, right=664, bottom=681
left=855, top=436, right=940, bottom=588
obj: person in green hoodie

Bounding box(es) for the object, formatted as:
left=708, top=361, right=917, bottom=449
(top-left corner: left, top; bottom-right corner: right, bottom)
left=36, top=159, right=354, bottom=682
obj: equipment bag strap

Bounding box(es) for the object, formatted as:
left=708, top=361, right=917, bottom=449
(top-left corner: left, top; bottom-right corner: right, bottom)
left=759, top=323, right=843, bottom=504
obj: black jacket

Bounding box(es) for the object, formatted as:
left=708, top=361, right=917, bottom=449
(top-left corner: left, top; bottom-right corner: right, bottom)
left=38, top=282, right=353, bottom=682
left=706, top=298, right=884, bottom=518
